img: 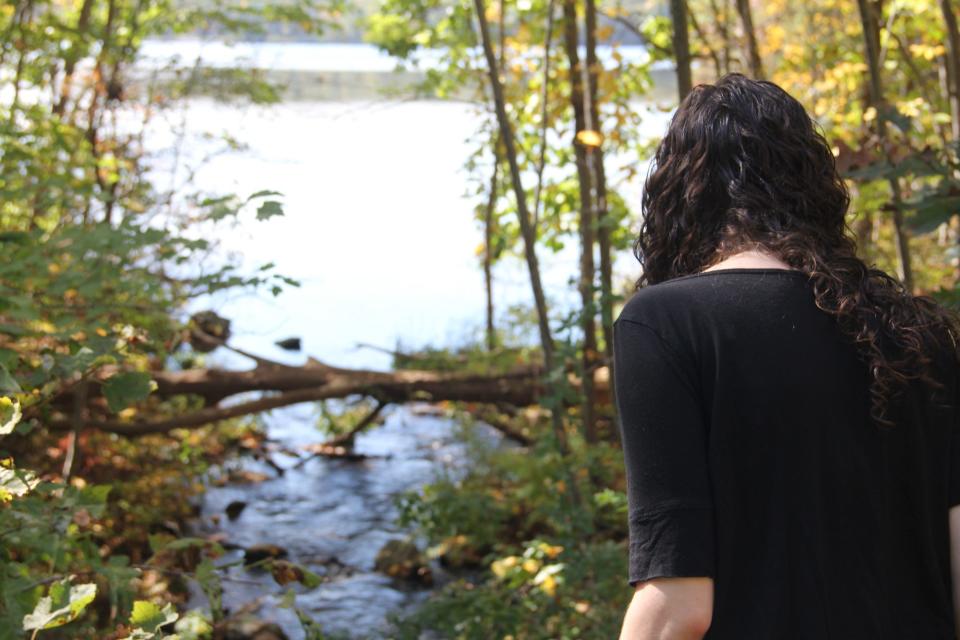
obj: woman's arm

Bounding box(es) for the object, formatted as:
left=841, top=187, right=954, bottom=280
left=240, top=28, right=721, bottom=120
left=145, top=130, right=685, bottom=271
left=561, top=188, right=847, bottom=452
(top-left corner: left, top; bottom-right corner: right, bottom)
left=612, top=317, right=716, bottom=637
left=949, top=505, right=960, bottom=638
left=619, top=577, right=714, bottom=640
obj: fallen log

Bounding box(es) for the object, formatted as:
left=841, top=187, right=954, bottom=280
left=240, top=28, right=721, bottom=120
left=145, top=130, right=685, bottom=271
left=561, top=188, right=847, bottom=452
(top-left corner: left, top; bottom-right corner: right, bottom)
left=46, top=331, right=611, bottom=437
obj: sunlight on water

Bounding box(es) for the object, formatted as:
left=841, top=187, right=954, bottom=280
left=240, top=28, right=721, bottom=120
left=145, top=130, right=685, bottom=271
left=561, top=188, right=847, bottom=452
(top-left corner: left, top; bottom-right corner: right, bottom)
left=147, top=91, right=668, bottom=370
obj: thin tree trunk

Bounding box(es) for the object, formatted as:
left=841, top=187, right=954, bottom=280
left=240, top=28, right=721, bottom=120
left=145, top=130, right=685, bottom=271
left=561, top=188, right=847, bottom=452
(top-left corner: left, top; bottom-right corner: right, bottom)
left=532, top=0, right=556, bottom=231
left=84, top=0, right=117, bottom=225
left=479, top=5, right=510, bottom=353
left=940, top=0, right=960, bottom=140
left=670, top=0, right=693, bottom=99
left=483, top=144, right=498, bottom=352
left=63, top=380, right=87, bottom=480
left=854, top=210, right=875, bottom=255
left=472, top=0, right=573, bottom=456
left=471, top=0, right=589, bottom=519
left=561, top=0, right=598, bottom=443
left=857, top=0, right=914, bottom=291
left=688, top=9, right=723, bottom=79
left=55, top=0, right=95, bottom=116
left=941, top=0, right=960, bottom=278
left=735, top=0, right=764, bottom=78
left=706, top=0, right=734, bottom=73
left=585, top=0, right=616, bottom=432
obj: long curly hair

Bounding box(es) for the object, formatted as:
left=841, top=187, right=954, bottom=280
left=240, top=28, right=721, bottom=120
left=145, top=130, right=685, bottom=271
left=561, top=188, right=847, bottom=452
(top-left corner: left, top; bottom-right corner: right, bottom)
left=634, top=73, right=960, bottom=427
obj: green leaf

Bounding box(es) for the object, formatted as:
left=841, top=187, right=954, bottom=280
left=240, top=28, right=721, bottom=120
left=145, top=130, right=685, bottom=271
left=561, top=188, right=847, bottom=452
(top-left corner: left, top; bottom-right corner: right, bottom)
left=195, top=559, right=224, bottom=622
left=0, top=364, right=21, bottom=394
left=102, top=372, right=156, bottom=413
left=904, top=193, right=960, bottom=235
left=129, top=600, right=178, bottom=633
left=0, top=397, right=21, bottom=435
left=246, top=189, right=283, bottom=201
left=22, top=580, right=97, bottom=631
left=0, top=231, right=31, bottom=245
left=255, top=200, right=284, bottom=221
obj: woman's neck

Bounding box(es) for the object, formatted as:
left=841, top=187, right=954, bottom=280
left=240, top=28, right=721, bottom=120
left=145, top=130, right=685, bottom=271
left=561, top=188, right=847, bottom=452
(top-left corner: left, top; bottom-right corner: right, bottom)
left=701, top=249, right=796, bottom=272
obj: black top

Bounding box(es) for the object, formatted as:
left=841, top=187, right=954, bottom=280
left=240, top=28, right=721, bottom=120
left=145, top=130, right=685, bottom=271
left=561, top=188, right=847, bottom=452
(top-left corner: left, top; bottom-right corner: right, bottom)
left=612, top=268, right=960, bottom=638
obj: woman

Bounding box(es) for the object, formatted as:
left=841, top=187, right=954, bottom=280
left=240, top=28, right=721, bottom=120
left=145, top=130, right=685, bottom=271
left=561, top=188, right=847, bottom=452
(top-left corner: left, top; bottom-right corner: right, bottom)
left=613, top=73, right=960, bottom=639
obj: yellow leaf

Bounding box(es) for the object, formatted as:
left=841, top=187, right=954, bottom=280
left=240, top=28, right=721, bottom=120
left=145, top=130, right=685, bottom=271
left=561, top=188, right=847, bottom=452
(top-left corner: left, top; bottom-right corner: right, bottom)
left=576, top=129, right=603, bottom=147
left=522, top=558, right=541, bottom=573
left=491, top=555, right=519, bottom=578
left=538, top=542, right=564, bottom=558
left=538, top=574, right=557, bottom=596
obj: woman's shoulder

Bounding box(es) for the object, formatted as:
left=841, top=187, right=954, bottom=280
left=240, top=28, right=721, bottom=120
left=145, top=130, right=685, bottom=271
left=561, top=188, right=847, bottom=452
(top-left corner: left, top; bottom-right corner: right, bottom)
left=616, top=275, right=720, bottom=329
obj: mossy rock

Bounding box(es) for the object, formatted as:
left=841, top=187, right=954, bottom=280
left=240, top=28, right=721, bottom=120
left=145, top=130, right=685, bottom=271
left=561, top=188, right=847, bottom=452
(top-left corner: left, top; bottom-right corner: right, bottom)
left=374, top=538, right=432, bottom=585
left=433, top=534, right=485, bottom=569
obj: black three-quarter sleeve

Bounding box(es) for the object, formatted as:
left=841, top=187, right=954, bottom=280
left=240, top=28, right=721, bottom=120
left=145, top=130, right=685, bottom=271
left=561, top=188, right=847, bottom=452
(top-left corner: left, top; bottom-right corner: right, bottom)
left=612, top=318, right=716, bottom=587
left=950, top=359, right=960, bottom=508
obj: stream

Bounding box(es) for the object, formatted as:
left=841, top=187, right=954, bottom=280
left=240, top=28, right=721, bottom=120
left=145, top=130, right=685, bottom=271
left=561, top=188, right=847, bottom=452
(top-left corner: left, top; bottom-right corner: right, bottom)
left=186, top=401, right=503, bottom=638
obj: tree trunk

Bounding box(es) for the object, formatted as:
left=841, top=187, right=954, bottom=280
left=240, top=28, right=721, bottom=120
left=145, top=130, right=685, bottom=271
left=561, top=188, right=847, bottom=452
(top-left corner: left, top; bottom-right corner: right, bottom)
left=473, top=0, right=589, bottom=523
left=670, top=0, right=693, bottom=99
left=54, top=0, right=95, bottom=116
left=856, top=0, right=914, bottom=291
left=483, top=145, right=498, bottom=352
left=688, top=9, right=723, bottom=79
left=561, top=0, right=598, bottom=443
left=735, top=0, right=764, bottom=79
left=585, top=0, right=616, bottom=430
left=532, top=0, right=557, bottom=231
left=708, top=0, right=733, bottom=74
left=472, top=0, right=571, bottom=450
left=941, top=0, right=960, bottom=140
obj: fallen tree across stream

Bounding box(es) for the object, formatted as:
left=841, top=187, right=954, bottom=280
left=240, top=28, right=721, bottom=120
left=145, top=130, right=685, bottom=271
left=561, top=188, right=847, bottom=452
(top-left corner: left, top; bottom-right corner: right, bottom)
left=46, top=331, right=611, bottom=440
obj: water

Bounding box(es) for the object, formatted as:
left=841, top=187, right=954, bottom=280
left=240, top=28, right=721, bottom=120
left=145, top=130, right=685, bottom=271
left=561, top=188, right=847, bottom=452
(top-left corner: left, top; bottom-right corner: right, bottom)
left=188, top=402, right=501, bottom=638
left=138, top=39, right=661, bottom=73
left=143, top=39, right=671, bottom=638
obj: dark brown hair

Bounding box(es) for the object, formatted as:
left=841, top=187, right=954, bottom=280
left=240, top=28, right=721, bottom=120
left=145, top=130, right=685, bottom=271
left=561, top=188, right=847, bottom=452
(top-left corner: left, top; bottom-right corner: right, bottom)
left=634, top=73, right=960, bottom=427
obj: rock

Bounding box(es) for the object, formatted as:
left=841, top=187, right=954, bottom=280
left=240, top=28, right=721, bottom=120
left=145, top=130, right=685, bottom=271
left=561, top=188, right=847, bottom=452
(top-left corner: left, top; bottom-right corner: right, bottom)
left=244, top=543, right=288, bottom=565
left=409, top=403, right=446, bottom=417
left=225, top=501, right=247, bottom=520
left=222, top=615, right=289, bottom=640
left=188, top=311, right=231, bottom=353
left=374, top=539, right=433, bottom=585
left=227, top=469, right=271, bottom=484
left=434, top=534, right=485, bottom=569
left=274, top=337, right=301, bottom=351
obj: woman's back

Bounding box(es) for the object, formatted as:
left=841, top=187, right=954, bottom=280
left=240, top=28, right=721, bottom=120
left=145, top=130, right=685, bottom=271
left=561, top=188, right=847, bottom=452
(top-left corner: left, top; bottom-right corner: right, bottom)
left=613, top=267, right=960, bottom=638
